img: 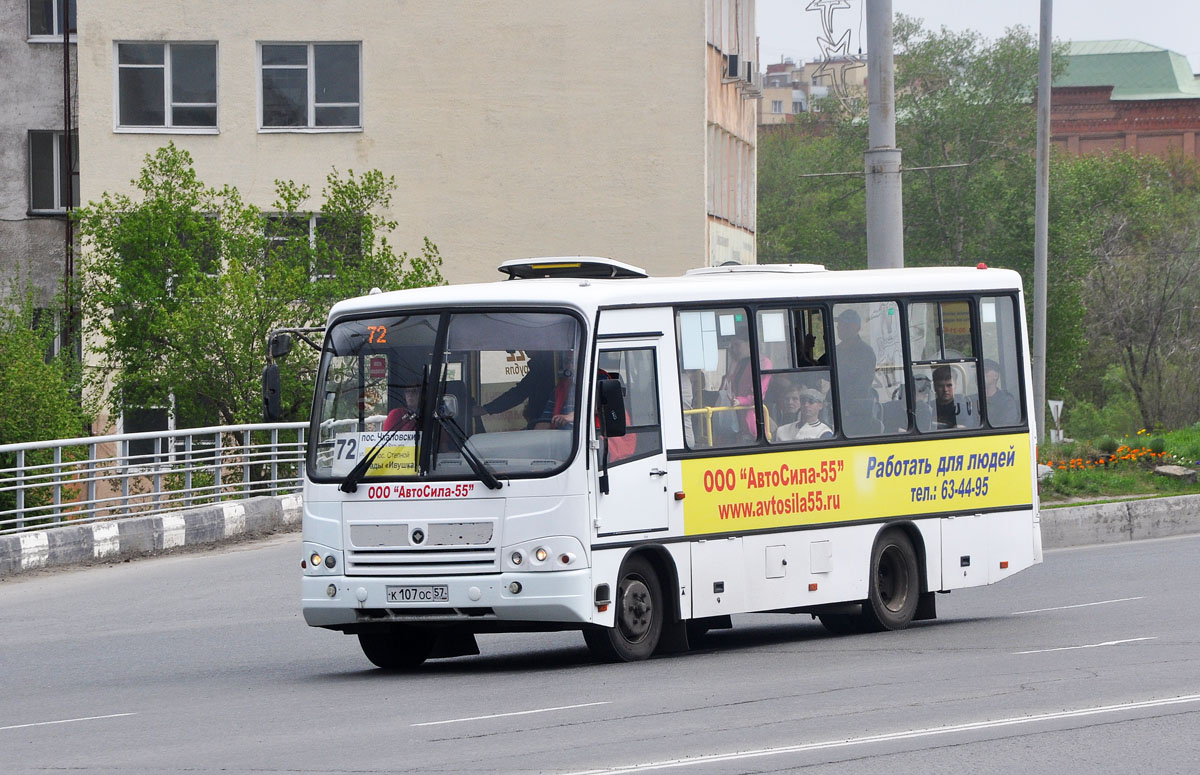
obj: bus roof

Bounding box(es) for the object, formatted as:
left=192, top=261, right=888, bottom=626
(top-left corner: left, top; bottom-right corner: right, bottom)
left=329, top=262, right=1025, bottom=323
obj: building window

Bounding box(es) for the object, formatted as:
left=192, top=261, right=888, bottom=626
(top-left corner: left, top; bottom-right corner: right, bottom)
left=792, top=101, right=803, bottom=113
left=771, top=100, right=783, bottom=114
left=265, top=214, right=362, bottom=277
left=28, top=0, right=74, bottom=38
left=29, top=130, right=78, bottom=213
left=260, top=43, right=361, bottom=129
left=117, top=43, right=218, bottom=129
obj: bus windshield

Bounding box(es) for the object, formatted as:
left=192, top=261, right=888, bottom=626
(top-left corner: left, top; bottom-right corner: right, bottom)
left=309, top=309, right=583, bottom=482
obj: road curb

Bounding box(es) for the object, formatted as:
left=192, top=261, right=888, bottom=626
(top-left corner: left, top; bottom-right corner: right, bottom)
left=2, top=492, right=1197, bottom=577
left=1039, top=493, right=1200, bottom=548
left=0, top=494, right=302, bottom=577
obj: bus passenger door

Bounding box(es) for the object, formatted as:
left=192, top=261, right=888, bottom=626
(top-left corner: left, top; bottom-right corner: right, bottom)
left=594, top=340, right=670, bottom=536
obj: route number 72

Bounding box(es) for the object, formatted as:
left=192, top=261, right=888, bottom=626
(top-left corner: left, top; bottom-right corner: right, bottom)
left=335, top=438, right=358, bottom=461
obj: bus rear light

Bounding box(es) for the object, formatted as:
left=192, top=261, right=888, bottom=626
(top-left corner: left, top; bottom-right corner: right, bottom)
left=310, top=552, right=322, bottom=567
left=1000, top=561, right=1009, bottom=569
left=559, top=553, right=576, bottom=565
left=808, top=583, right=819, bottom=592
left=534, top=547, right=549, bottom=562
left=597, top=604, right=609, bottom=612
left=674, top=491, right=685, bottom=500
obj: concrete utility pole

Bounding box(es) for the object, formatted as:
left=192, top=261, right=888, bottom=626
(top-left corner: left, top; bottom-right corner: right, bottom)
left=864, top=0, right=903, bottom=269
left=1032, top=0, right=1052, bottom=443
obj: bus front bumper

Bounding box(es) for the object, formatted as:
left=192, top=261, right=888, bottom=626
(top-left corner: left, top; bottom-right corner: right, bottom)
left=302, top=569, right=595, bottom=629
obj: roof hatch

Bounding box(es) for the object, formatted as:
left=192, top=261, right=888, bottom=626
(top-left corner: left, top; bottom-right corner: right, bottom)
left=498, top=257, right=649, bottom=280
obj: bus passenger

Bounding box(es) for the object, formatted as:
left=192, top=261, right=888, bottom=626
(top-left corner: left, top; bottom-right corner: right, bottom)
left=775, top=388, right=833, bottom=441
left=475, top=352, right=557, bottom=429
left=383, top=384, right=422, bottom=431
left=932, top=365, right=979, bottom=430
left=721, top=335, right=771, bottom=439
left=983, top=359, right=1019, bottom=426
left=834, top=308, right=876, bottom=402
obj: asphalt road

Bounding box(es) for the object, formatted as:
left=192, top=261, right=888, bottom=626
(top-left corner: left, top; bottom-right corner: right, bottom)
left=2, top=533, right=1198, bottom=774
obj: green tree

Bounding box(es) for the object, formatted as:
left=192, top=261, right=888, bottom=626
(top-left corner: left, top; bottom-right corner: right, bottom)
left=0, top=284, right=90, bottom=516
left=75, top=143, right=444, bottom=430
left=1067, top=152, right=1200, bottom=429
left=757, top=125, right=867, bottom=268
left=757, top=19, right=1089, bottom=392
left=0, top=289, right=87, bottom=445
left=891, top=18, right=1046, bottom=266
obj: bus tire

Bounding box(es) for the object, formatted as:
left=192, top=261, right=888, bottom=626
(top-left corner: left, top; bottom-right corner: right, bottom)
left=357, top=628, right=435, bottom=670
left=860, top=528, right=920, bottom=631
left=583, top=556, right=663, bottom=662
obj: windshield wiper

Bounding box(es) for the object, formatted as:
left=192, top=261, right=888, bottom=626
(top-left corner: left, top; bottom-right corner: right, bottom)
left=339, top=419, right=412, bottom=493
left=341, top=365, right=428, bottom=493
left=434, top=408, right=502, bottom=490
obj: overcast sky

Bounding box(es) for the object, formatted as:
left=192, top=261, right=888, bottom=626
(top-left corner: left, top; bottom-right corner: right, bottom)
left=756, top=0, right=1200, bottom=73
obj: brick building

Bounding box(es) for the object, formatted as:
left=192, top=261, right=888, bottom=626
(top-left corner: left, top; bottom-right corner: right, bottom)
left=1052, top=40, right=1200, bottom=159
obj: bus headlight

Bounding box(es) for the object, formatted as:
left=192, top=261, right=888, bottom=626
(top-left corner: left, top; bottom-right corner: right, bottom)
left=502, top=537, right=586, bottom=571
left=303, top=543, right=342, bottom=576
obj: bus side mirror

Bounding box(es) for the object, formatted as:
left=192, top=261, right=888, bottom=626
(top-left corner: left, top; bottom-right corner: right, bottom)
left=262, top=362, right=282, bottom=421
left=269, top=332, right=293, bottom=360
left=598, top=378, right=626, bottom=437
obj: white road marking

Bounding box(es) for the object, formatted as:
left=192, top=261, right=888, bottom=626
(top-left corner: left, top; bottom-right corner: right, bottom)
left=1015, top=637, right=1156, bottom=655
left=0, top=713, right=136, bottom=733
left=411, top=701, right=611, bottom=727
left=1012, top=596, right=1144, bottom=615
left=562, top=695, right=1200, bottom=775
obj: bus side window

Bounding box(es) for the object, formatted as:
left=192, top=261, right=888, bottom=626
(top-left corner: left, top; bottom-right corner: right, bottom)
left=598, top=348, right=661, bottom=464
left=834, top=301, right=905, bottom=437
left=980, top=296, right=1023, bottom=427
left=677, top=307, right=758, bottom=449
left=909, top=300, right=980, bottom=432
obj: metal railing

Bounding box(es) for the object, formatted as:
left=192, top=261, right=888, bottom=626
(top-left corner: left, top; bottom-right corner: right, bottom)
left=0, top=422, right=307, bottom=536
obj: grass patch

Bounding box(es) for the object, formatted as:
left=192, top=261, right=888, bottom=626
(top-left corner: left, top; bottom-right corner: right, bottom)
left=1038, top=428, right=1200, bottom=503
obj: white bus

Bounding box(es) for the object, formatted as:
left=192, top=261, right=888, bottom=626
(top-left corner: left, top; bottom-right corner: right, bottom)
left=300, top=258, right=1041, bottom=667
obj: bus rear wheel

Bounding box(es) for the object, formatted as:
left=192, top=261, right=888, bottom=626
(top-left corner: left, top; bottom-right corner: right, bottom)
left=358, top=628, right=435, bottom=670
left=584, top=555, right=663, bottom=662
left=860, top=528, right=920, bottom=631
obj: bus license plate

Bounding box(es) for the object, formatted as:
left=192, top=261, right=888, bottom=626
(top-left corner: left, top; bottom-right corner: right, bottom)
left=386, top=585, right=449, bottom=603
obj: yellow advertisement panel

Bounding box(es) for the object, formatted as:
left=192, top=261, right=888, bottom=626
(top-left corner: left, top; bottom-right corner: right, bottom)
left=680, top=433, right=1032, bottom=535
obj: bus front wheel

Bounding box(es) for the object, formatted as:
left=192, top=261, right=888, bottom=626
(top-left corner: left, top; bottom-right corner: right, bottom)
left=358, top=628, right=435, bottom=670
left=861, top=528, right=920, bottom=631
left=584, top=555, right=663, bottom=662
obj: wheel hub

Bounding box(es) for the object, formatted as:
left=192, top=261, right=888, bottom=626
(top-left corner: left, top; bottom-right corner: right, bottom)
left=618, top=578, right=653, bottom=642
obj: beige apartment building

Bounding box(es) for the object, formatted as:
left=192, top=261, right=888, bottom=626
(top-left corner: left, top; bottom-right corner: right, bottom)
left=76, top=0, right=759, bottom=285
left=758, top=56, right=867, bottom=125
